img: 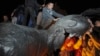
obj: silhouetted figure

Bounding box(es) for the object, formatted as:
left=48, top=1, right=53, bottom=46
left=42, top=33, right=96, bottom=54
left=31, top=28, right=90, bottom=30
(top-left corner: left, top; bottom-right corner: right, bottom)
left=11, top=5, right=24, bottom=25
left=2, top=15, right=9, bottom=23
left=23, top=0, right=41, bottom=27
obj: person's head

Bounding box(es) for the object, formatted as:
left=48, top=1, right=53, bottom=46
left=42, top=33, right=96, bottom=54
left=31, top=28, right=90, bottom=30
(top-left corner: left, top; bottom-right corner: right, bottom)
left=46, top=2, right=54, bottom=10
left=3, top=15, right=8, bottom=22
left=95, top=20, right=100, bottom=27
left=42, top=4, right=45, bottom=7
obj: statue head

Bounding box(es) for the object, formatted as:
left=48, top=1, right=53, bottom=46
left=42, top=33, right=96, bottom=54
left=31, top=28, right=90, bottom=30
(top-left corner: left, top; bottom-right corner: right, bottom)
left=56, top=15, right=90, bottom=36
left=48, top=15, right=91, bottom=50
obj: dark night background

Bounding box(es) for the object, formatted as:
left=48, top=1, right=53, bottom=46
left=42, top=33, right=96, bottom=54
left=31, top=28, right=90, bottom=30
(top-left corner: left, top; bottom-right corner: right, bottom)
left=0, top=0, right=100, bottom=21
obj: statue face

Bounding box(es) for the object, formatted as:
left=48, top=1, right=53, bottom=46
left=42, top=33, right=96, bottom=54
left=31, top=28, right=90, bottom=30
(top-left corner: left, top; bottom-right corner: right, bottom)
left=56, top=15, right=90, bottom=36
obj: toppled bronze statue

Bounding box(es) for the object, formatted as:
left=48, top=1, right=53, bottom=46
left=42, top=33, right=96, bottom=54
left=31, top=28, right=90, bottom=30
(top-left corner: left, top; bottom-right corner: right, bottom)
left=0, top=15, right=90, bottom=56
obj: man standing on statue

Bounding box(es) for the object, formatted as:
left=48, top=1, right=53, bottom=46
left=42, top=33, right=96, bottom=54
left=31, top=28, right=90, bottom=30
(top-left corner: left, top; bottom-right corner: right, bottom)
left=23, top=0, right=41, bottom=27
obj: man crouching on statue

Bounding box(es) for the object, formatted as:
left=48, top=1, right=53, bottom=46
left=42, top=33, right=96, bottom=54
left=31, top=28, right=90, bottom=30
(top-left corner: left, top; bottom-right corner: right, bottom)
left=59, top=16, right=92, bottom=56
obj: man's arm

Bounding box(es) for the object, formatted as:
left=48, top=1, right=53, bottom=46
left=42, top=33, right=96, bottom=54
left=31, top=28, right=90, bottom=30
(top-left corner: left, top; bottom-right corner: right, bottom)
left=53, top=10, right=64, bottom=18
left=36, top=12, right=42, bottom=25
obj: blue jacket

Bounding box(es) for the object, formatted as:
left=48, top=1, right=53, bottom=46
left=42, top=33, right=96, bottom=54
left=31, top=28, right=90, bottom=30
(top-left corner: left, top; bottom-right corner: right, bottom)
left=42, top=7, right=64, bottom=20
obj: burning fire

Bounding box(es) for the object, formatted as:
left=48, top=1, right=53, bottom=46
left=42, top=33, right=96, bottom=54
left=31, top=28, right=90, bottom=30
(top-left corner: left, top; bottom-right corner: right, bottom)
left=60, top=36, right=82, bottom=56
left=59, top=32, right=100, bottom=56
left=61, top=37, right=76, bottom=51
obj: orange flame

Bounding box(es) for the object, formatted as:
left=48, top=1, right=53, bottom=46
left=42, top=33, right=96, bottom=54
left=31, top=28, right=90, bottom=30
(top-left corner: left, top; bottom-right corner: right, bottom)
left=60, top=36, right=82, bottom=56
left=61, top=37, right=76, bottom=51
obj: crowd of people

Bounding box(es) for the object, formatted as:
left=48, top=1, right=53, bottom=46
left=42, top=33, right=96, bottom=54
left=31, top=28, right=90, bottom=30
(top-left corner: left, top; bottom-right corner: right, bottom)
left=1, top=1, right=65, bottom=30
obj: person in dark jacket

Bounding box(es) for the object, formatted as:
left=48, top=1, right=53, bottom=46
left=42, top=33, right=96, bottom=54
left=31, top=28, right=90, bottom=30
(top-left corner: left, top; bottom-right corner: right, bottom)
left=23, top=0, right=41, bottom=27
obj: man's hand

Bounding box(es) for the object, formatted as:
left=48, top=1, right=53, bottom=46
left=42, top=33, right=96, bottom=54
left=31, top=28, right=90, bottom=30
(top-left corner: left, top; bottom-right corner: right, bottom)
left=53, top=19, right=58, bottom=21
left=53, top=18, right=60, bottom=21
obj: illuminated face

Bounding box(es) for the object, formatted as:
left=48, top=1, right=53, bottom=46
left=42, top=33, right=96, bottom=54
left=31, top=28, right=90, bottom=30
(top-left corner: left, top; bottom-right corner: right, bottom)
left=95, top=21, right=100, bottom=27
left=47, top=3, right=54, bottom=10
